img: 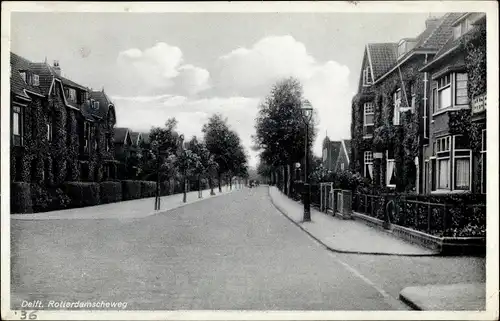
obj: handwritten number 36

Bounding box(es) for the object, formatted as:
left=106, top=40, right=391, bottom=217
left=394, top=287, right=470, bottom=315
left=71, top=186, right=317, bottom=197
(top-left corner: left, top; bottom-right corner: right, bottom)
left=20, top=310, right=38, bottom=320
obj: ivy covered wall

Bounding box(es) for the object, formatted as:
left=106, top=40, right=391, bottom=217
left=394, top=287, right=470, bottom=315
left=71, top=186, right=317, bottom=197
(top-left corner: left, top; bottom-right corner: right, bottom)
left=351, top=55, right=427, bottom=193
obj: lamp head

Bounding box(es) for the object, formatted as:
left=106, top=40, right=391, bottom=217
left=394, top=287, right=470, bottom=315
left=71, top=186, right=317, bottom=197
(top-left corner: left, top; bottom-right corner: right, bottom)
left=301, top=100, right=313, bottom=123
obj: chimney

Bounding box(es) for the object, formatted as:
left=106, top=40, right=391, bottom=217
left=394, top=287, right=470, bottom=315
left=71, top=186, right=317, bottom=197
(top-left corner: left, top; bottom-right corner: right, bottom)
left=53, top=60, right=61, bottom=76
left=425, top=17, right=440, bottom=30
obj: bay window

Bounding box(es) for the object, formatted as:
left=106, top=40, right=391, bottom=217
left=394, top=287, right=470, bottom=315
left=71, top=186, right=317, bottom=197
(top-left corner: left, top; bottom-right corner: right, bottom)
left=363, top=102, right=374, bottom=137
left=364, top=151, right=373, bottom=179
left=386, top=149, right=396, bottom=187
left=434, top=73, right=469, bottom=113
left=435, top=136, right=451, bottom=190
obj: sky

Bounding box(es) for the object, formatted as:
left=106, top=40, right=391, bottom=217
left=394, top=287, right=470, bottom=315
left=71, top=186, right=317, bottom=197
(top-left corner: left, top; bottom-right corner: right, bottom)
left=11, top=12, right=440, bottom=168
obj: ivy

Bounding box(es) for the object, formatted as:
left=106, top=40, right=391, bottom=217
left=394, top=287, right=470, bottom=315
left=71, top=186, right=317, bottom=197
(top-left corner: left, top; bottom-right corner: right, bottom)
left=460, top=23, right=486, bottom=99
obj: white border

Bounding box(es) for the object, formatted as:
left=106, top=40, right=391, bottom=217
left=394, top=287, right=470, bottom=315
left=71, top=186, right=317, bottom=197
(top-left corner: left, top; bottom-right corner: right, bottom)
left=2, top=1, right=499, bottom=320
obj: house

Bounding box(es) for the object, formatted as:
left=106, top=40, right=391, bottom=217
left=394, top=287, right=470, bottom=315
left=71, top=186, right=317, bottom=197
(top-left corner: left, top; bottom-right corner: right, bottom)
left=321, top=136, right=341, bottom=172
left=335, top=140, right=351, bottom=172
left=351, top=13, right=463, bottom=193
left=10, top=53, right=117, bottom=186
left=420, top=13, right=486, bottom=194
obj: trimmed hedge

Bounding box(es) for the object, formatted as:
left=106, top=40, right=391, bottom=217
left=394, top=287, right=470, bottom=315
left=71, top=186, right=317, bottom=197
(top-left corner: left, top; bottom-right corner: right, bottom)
left=11, top=182, right=33, bottom=214
left=141, top=181, right=156, bottom=198
left=122, top=180, right=142, bottom=201
left=100, top=181, right=122, bottom=204
left=63, top=182, right=100, bottom=208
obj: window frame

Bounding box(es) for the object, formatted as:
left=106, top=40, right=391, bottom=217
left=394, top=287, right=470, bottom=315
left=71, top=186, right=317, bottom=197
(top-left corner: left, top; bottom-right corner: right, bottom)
left=12, top=105, right=24, bottom=146
left=393, top=89, right=402, bottom=125
left=32, top=74, right=40, bottom=86
left=362, top=66, right=372, bottom=86
left=364, top=151, right=373, bottom=178
left=386, top=150, right=396, bottom=188
left=481, top=129, right=486, bottom=194
left=363, top=102, right=374, bottom=137
left=452, top=135, right=472, bottom=191
left=455, top=72, right=469, bottom=106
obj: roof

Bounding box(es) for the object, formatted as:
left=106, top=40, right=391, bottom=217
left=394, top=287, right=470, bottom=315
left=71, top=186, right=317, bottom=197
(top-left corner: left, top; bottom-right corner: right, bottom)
left=414, top=13, right=464, bottom=50
left=114, top=127, right=129, bottom=144
left=141, top=132, right=150, bottom=144
left=420, top=13, right=486, bottom=72
left=90, top=90, right=114, bottom=119
left=129, top=132, right=140, bottom=146
left=329, top=141, right=342, bottom=165
left=10, top=52, right=42, bottom=99
left=366, top=43, right=399, bottom=79
left=28, top=62, right=55, bottom=95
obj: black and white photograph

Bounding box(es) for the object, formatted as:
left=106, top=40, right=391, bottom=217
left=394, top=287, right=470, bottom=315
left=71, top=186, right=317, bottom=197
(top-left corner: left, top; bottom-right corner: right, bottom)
left=1, top=1, right=498, bottom=320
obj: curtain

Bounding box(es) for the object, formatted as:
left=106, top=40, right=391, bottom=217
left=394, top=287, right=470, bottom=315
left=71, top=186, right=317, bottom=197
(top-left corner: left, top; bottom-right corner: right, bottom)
left=455, top=158, right=470, bottom=189
left=438, top=158, right=450, bottom=189
left=367, top=164, right=373, bottom=179
left=386, top=160, right=395, bottom=185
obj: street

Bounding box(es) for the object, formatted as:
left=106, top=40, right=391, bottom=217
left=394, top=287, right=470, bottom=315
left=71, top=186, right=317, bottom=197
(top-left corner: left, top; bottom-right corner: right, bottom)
left=11, top=186, right=485, bottom=310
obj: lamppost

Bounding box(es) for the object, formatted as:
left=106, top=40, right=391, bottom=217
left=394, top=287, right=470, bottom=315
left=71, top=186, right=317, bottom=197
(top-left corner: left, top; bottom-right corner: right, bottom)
left=301, top=99, right=313, bottom=222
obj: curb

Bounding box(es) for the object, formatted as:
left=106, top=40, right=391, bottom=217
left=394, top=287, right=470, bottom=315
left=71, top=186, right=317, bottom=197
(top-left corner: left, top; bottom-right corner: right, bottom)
left=398, top=292, right=423, bottom=311
left=267, top=187, right=440, bottom=257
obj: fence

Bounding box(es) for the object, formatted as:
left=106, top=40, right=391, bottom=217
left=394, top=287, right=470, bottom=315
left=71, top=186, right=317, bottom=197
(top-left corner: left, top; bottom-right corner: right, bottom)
left=352, top=193, right=486, bottom=237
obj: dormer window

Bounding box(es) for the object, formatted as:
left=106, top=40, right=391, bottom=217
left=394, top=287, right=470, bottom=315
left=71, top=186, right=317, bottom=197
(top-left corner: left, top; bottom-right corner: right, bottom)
left=362, top=66, right=372, bottom=86
left=398, top=41, right=406, bottom=58
left=454, top=17, right=472, bottom=40
left=33, top=74, right=40, bottom=86
left=19, top=71, right=27, bottom=83
left=68, top=88, right=77, bottom=101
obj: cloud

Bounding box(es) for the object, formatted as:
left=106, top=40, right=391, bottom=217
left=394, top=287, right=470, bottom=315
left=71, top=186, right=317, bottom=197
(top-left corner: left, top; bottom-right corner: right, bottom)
left=215, top=35, right=353, bottom=156
left=116, top=42, right=210, bottom=96
left=112, top=95, right=261, bottom=167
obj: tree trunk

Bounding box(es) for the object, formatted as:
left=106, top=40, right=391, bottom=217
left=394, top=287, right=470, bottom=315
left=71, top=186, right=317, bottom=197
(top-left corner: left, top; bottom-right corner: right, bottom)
left=210, top=176, right=215, bottom=195
left=283, top=165, right=289, bottom=195
left=183, top=172, right=187, bottom=203
left=218, top=172, right=222, bottom=193
left=229, top=174, right=232, bottom=190
left=198, top=175, right=202, bottom=198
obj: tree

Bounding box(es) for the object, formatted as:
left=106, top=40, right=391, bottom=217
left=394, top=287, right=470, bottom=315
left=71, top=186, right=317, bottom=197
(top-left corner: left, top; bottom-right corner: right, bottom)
left=253, top=77, right=317, bottom=195
left=176, top=149, right=201, bottom=203
left=138, top=118, right=182, bottom=197
left=203, top=114, right=248, bottom=193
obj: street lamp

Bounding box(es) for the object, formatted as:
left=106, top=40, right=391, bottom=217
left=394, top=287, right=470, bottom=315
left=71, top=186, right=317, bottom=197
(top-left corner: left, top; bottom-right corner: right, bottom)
left=301, top=99, right=313, bottom=222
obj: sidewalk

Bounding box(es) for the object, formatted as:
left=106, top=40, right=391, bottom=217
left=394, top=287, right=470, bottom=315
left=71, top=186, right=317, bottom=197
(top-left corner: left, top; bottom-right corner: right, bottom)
left=11, top=185, right=240, bottom=220
left=399, top=283, right=486, bottom=310
left=268, top=186, right=438, bottom=256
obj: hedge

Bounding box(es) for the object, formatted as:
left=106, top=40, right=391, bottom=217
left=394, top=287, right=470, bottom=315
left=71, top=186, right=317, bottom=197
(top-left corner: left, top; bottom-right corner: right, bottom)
left=141, top=181, right=156, bottom=198
left=63, top=182, right=100, bottom=208
left=11, top=182, right=33, bottom=214
left=100, top=181, right=122, bottom=204
left=122, top=180, right=142, bottom=201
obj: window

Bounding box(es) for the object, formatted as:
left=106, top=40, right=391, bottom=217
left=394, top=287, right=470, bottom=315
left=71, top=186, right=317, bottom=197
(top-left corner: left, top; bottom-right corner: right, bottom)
left=94, top=101, right=100, bottom=110
left=362, top=66, right=372, bottom=86
left=363, top=102, right=374, bottom=137
left=393, top=89, right=402, bottom=125
left=437, top=158, right=450, bottom=189
left=453, top=18, right=472, bottom=40
left=33, top=74, right=40, bottom=86
left=436, top=136, right=451, bottom=153
left=19, top=71, right=26, bottom=83
left=68, top=88, right=77, bottom=101
left=386, top=149, right=396, bottom=187
left=455, top=73, right=468, bottom=105
left=12, top=105, right=23, bottom=146
left=341, top=163, right=345, bottom=171
left=83, top=122, right=90, bottom=152
left=364, top=151, right=373, bottom=179
left=398, top=41, right=406, bottom=57
left=436, top=74, right=451, bottom=111
left=481, top=129, right=486, bottom=194
left=452, top=135, right=472, bottom=191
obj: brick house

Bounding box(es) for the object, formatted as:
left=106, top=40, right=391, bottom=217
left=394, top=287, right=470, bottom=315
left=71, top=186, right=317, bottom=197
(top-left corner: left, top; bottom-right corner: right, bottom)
left=420, top=13, right=486, bottom=195
left=335, top=140, right=351, bottom=172
left=10, top=53, right=117, bottom=186
left=321, top=136, right=341, bottom=172
left=351, top=13, right=463, bottom=193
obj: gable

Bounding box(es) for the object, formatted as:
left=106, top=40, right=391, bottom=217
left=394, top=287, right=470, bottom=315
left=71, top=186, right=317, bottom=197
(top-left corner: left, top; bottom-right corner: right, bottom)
left=357, top=48, right=374, bottom=91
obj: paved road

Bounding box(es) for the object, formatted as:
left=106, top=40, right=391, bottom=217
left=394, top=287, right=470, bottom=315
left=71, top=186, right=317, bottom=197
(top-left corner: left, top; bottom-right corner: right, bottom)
left=11, top=186, right=484, bottom=310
